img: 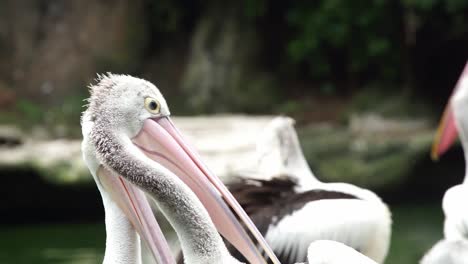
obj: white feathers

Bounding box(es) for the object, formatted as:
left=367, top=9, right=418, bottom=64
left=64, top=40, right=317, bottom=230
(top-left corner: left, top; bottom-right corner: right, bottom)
left=265, top=198, right=390, bottom=262
left=307, top=240, right=377, bottom=264
left=82, top=78, right=144, bottom=264
left=420, top=239, right=468, bottom=264
left=255, top=116, right=318, bottom=191
left=443, top=185, right=468, bottom=240
left=421, top=184, right=468, bottom=264
left=451, top=73, right=468, bottom=109
left=255, top=117, right=392, bottom=263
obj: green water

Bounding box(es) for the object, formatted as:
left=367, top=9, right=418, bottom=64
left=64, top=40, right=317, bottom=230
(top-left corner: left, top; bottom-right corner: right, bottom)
left=0, top=223, right=105, bottom=264
left=0, top=203, right=444, bottom=264
left=386, top=203, right=444, bottom=264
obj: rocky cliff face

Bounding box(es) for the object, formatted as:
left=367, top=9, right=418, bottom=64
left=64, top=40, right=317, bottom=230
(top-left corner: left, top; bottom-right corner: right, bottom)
left=181, top=6, right=277, bottom=113
left=0, top=0, right=146, bottom=105
left=0, top=1, right=278, bottom=114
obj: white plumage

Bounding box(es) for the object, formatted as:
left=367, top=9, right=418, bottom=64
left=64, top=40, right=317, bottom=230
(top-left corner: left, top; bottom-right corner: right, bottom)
left=420, top=239, right=468, bottom=264
left=421, top=186, right=468, bottom=263
left=234, top=117, right=391, bottom=263
left=307, top=240, right=377, bottom=264
left=422, top=62, right=468, bottom=264
left=265, top=196, right=388, bottom=262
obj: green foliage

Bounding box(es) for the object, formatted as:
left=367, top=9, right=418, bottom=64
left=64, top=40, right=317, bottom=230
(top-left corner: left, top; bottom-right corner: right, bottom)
left=16, top=99, right=44, bottom=122
left=145, top=0, right=202, bottom=38
left=243, top=0, right=267, bottom=19
left=147, top=0, right=184, bottom=33
left=278, top=100, right=305, bottom=115
left=232, top=74, right=281, bottom=113
left=285, top=0, right=468, bottom=88
left=402, top=0, right=439, bottom=10
left=48, top=93, right=88, bottom=137
left=11, top=93, right=86, bottom=138
left=286, top=0, right=399, bottom=81
left=402, top=0, right=468, bottom=11
left=320, top=82, right=336, bottom=95
left=299, top=123, right=434, bottom=189
left=445, top=0, right=468, bottom=12
left=348, top=84, right=432, bottom=118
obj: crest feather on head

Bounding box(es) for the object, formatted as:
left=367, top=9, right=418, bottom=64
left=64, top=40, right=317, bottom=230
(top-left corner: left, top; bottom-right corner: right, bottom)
left=89, top=73, right=118, bottom=96
left=83, top=73, right=123, bottom=122
left=86, top=73, right=135, bottom=111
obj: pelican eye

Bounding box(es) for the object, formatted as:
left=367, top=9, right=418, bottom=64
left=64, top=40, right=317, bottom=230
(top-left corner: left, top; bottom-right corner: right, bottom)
left=144, top=98, right=161, bottom=114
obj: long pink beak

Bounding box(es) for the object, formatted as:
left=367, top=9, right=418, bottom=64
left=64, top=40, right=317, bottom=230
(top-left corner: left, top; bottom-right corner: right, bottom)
left=432, top=62, right=468, bottom=160
left=97, top=166, right=176, bottom=264
left=133, top=117, right=280, bottom=264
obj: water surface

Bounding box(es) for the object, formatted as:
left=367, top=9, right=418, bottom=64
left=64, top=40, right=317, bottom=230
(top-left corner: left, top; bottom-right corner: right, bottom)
left=0, top=203, right=444, bottom=264
left=0, top=223, right=105, bottom=264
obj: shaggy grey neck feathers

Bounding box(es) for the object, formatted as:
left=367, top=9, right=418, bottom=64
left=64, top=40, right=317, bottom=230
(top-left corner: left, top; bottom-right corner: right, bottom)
left=90, top=123, right=230, bottom=263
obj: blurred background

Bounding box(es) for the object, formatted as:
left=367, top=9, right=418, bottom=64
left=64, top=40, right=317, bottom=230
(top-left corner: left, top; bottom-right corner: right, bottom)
left=0, top=0, right=468, bottom=263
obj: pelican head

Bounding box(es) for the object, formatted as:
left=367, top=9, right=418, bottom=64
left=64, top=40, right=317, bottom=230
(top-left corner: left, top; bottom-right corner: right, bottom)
left=87, top=74, right=170, bottom=138
left=432, top=62, right=468, bottom=160
left=82, top=74, right=279, bottom=264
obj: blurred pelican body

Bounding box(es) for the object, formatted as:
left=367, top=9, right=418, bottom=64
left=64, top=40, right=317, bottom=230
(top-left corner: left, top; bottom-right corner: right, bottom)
left=424, top=62, right=468, bottom=263
left=229, top=117, right=391, bottom=263
left=307, top=240, right=378, bottom=264
left=443, top=184, right=468, bottom=241
left=443, top=63, right=468, bottom=243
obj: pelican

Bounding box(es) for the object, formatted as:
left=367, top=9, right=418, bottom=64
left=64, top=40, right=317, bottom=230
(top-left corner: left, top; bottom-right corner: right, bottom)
left=228, top=117, right=391, bottom=263
left=81, top=73, right=280, bottom=264
left=81, top=73, right=377, bottom=264
left=422, top=61, right=468, bottom=264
